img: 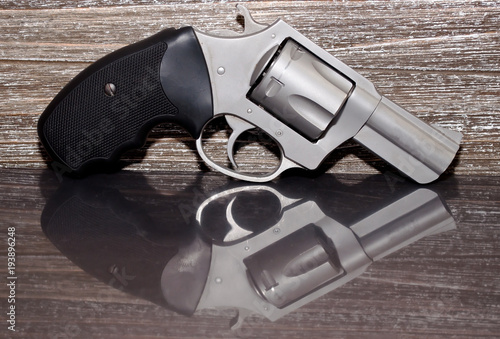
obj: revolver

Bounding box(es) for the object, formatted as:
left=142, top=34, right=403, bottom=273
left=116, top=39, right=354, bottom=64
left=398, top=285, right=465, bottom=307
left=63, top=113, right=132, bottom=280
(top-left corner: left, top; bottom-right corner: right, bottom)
left=38, top=5, right=462, bottom=183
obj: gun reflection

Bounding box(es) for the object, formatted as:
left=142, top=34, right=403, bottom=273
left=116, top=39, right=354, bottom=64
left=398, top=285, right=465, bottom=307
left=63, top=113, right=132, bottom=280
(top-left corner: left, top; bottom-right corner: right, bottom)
left=41, top=172, right=456, bottom=327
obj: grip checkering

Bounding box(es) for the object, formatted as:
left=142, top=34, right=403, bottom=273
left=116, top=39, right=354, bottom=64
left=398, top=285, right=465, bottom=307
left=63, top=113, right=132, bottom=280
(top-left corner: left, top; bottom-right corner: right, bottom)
left=43, top=42, right=177, bottom=169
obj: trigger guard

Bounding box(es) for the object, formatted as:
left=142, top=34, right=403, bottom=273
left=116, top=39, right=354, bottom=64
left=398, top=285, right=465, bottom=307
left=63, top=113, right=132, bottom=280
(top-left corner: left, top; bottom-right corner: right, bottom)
left=195, top=135, right=300, bottom=183
left=195, top=185, right=301, bottom=227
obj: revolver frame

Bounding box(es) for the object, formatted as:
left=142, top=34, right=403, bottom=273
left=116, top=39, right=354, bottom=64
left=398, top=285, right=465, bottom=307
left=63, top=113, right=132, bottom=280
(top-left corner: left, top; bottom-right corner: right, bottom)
left=195, top=5, right=462, bottom=183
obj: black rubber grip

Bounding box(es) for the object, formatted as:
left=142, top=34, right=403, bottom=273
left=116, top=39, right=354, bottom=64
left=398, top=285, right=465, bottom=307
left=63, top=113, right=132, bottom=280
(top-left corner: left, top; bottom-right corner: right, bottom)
left=38, top=26, right=213, bottom=175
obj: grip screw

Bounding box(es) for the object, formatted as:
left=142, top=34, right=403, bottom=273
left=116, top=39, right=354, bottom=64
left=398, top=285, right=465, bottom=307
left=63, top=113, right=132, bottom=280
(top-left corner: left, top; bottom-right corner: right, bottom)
left=104, top=83, right=117, bottom=97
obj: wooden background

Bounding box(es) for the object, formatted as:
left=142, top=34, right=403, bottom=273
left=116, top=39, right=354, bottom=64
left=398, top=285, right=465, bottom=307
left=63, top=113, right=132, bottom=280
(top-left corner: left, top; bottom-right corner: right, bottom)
left=0, top=1, right=499, bottom=338
left=0, top=0, right=499, bottom=175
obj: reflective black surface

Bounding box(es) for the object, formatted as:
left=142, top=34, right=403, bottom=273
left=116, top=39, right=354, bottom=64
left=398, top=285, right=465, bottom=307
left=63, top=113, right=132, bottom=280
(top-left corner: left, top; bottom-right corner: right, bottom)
left=2, top=169, right=500, bottom=337
left=40, top=171, right=458, bottom=328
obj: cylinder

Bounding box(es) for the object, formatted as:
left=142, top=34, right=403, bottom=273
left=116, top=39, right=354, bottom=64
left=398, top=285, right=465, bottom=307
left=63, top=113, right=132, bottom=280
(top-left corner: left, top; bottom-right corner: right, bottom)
left=249, top=39, right=354, bottom=141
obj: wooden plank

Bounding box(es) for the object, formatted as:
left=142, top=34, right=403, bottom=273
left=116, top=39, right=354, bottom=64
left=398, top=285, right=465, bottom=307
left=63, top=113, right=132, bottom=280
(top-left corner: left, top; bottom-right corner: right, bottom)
left=0, top=169, right=499, bottom=338
left=0, top=1, right=499, bottom=177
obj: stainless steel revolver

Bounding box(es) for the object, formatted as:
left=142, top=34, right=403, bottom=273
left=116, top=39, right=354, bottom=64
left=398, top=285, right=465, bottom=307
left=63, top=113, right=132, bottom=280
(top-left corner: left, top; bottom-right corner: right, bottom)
left=38, top=5, right=462, bottom=183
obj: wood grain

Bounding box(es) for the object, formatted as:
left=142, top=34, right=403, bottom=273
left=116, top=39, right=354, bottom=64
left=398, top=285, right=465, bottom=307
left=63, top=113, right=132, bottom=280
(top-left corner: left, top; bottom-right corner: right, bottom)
left=0, top=169, right=499, bottom=338
left=0, top=1, right=499, bottom=177
left=1, top=4, right=499, bottom=337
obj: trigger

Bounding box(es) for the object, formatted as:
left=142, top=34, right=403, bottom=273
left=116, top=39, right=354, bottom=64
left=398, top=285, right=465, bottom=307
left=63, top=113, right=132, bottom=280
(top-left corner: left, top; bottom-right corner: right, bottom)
left=225, top=116, right=255, bottom=169
left=224, top=197, right=253, bottom=242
